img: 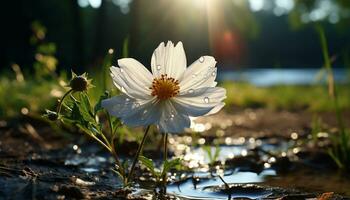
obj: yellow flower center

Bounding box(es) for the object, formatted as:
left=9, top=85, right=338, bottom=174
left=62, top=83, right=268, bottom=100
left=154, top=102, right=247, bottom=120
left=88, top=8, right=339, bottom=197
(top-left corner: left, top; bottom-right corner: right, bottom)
left=150, top=74, right=180, bottom=100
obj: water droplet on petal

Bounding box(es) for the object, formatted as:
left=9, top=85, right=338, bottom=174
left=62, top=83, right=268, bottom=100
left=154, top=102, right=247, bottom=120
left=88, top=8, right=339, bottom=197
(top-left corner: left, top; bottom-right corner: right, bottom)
left=211, top=71, right=216, bottom=77
left=199, top=56, right=205, bottom=63
left=141, top=110, right=148, bottom=120
left=125, top=98, right=130, bottom=102
left=188, top=89, right=194, bottom=94
left=170, top=114, right=175, bottom=118
left=156, top=65, right=161, bottom=70
left=120, top=68, right=124, bottom=73
left=204, top=97, right=210, bottom=103
left=192, top=73, right=197, bottom=78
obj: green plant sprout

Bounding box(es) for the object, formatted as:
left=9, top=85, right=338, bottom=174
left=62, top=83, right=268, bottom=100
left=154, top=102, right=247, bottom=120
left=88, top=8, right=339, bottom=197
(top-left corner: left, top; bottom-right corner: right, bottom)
left=203, top=145, right=221, bottom=168
left=203, top=145, right=223, bottom=177
left=317, top=26, right=350, bottom=170
left=139, top=156, right=181, bottom=193
left=44, top=72, right=151, bottom=187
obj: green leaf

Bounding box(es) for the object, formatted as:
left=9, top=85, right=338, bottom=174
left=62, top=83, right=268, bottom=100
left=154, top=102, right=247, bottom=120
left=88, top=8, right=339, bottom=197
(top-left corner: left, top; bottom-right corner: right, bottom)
left=213, top=145, right=221, bottom=162
left=70, top=100, right=84, bottom=122
left=203, top=145, right=221, bottom=164
left=203, top=145, right=212, bottom=161
left=78, top=93, right=94, bottom=119
left=65, top=94, right=95, bottom=128
left=162, top=158, right=181, bottom=177
left=328, top=148, right=344, bottom=169
left=111, top=168, right=124, bottom=180
left=94, top=91, right=109, bottom=114
left=139, top=156, right=157, bottom=177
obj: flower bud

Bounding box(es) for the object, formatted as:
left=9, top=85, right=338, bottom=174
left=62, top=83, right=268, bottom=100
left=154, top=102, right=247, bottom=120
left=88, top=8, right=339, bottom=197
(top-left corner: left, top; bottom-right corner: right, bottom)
left=70, top=75, right=88, bottom=92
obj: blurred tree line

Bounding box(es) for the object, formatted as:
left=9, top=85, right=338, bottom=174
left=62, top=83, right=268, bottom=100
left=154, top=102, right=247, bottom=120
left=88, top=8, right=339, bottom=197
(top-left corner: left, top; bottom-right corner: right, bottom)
left=1, top=0, right=349, bottom=72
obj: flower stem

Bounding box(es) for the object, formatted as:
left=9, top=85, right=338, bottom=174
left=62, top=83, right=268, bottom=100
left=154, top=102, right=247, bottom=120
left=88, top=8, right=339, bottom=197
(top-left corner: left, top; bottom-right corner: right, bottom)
left=162, top=132, right=168, bottom=193
left=106, top=112, right=124, bottom=180
left=127, top=125, right=151, bottom=183
left=56, top=89, right=73, bottom=114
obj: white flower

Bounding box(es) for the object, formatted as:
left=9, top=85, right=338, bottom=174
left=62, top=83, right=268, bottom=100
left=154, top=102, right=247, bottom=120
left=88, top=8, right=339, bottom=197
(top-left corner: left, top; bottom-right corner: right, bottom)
left=102, top=41, right=226, bottom=133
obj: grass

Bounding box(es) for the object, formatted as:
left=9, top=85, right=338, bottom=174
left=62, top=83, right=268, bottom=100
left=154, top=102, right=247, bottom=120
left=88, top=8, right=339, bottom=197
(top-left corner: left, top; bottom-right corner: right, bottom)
left=223, top=82, right=350, bottom=112
left=316, top=25, right=350, bottom=170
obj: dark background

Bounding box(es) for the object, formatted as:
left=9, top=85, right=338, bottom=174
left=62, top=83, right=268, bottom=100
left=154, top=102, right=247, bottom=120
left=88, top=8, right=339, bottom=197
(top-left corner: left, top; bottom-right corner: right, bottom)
left=1, top=0, right=350, bottom=72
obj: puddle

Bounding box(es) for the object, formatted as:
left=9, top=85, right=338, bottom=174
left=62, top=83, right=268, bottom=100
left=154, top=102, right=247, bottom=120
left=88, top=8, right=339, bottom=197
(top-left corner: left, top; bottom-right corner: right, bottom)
left=64, top=144, right=112, bottom=173
left=167, top=173, right=276, bottom=199
left=167, top=169, right=276, bottom=199
left=174, top=136, right=292, bottom=170
left=163, top=136, right=302, bottom=199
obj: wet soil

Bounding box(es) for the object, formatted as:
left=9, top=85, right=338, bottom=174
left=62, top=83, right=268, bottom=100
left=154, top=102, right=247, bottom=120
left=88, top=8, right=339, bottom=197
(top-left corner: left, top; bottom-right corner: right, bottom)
left=0, top=108, right=350, bottom=200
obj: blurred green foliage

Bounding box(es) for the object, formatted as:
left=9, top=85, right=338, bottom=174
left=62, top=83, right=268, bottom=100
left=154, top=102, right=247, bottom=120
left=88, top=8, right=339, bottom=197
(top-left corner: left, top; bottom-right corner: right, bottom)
left=223, top=82, right=350, bottom=111
left=0, top=21, right=65, bottom=118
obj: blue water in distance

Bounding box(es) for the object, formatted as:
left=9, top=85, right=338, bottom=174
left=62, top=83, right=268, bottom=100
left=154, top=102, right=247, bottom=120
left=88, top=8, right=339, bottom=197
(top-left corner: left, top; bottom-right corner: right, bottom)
left=218, top=68, right=348, bottom=86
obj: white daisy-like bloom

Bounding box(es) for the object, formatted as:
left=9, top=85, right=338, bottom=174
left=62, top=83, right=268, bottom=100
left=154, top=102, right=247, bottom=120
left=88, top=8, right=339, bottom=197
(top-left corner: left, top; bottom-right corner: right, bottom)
left=102, top=41, right=226, bottom=133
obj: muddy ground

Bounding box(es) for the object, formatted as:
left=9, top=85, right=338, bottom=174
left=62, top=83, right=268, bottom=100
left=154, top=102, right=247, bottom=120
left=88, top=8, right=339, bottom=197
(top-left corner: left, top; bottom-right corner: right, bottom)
left=0, top=108, right=350, bottom=200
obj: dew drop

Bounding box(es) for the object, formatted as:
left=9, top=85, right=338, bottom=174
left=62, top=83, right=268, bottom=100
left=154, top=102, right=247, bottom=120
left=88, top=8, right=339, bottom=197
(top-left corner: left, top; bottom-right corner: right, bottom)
left=141, top=110, right=148, bottom=120
left=204, top=97, right=210, bottom=103
left=211, top=71, right=216, bottom=77
left=170, top=114, right=175, bottom=118
left=199, top=56, right=205, bottom=63
left=188, top=89, right=194, bottom=94
left=125, top=98, right=130, bottom=102
left=192, top=73, right=197, bottom=78
left=120, top=68, right=124, bottom=73
left=156, top=65, right=161, bottom=70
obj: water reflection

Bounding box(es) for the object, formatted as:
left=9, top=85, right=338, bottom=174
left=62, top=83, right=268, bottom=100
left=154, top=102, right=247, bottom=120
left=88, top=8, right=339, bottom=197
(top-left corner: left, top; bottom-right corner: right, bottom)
left=219, top=68, right=348, bottom=86
left=167, top=170, right=276, bottom=199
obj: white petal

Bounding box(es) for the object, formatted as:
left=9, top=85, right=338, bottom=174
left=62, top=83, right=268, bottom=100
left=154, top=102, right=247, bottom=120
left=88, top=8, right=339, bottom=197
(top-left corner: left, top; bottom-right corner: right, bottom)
left=173, top=87, right=226, bottom=117
left=151, top=41, right=187, bottom=80
left=157, top=101, right=190, bottom=133
left=110, top=58, right=153, bottom=99
left=118, top=58, right=153, bottom=86
left=171, top=99, right=214, bottom=117
left=102, top=95, right=159, bottom=127
left=205, top=102, right=225, bottom=116
left=179, top=56, right=217, bottom=94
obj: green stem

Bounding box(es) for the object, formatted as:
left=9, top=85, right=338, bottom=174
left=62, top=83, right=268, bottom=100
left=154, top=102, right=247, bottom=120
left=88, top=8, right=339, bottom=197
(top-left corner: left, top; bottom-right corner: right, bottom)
left=127, top=125, right=151, bottom=183
left=106, top=112, right=124, bottom=178
left=56, top=89, right=73, bottom=114
left=78, top=125, right=111, bottom=151
left=162, top=133, right=168, bottom=193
